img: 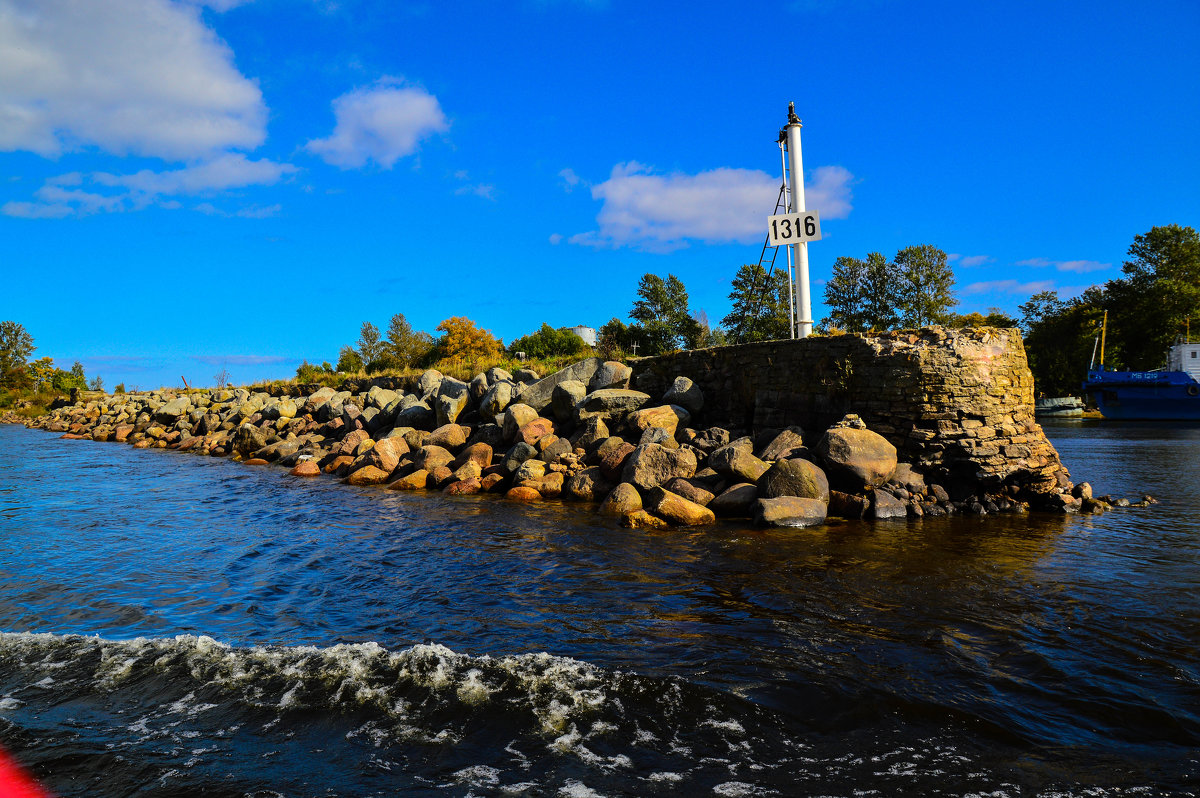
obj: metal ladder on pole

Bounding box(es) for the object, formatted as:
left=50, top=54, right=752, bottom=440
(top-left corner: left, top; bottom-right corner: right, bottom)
left=742, top=137, right=796, bottom=341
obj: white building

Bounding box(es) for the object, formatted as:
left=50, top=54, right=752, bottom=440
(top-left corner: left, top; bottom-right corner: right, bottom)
left=569, top=325, right=597, bottom=347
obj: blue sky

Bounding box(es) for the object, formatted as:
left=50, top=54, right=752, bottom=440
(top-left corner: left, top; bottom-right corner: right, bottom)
left=2, top=0, right=1197, bottom=389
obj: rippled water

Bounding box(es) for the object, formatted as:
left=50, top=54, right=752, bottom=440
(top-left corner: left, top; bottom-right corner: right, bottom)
left=0, top=422, right=1197, bottom=796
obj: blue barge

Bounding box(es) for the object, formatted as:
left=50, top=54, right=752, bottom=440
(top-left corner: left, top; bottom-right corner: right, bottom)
left=1084, top=341, right=1200, bottom=420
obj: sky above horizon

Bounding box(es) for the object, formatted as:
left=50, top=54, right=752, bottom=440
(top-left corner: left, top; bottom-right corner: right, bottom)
left=2, top=0, right=1198, bottom=389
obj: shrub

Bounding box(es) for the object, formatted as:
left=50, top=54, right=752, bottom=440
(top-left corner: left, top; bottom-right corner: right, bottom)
left=509, top=323, right=587, bottom=360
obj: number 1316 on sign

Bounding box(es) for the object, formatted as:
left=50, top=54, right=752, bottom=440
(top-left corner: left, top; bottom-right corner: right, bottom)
left=767, top=210, right=822, bottom=246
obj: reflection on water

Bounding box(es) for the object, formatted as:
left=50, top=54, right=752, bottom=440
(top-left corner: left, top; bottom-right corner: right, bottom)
left=0, top=422, right=1198, bottom=794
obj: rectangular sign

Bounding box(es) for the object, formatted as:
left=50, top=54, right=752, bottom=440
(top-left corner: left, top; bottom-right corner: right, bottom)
left=767, top=209, right=822, bottom=246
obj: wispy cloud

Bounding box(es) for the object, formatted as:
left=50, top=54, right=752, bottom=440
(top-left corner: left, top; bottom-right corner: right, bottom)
left=558, top=167, right=583, bottom=192
left=0, top=0, right=265, bottom=160
left=2, top=155, right=296, bottom=218
left=962, top=279, right=1058, bottom=295
left=305, top=79, right=448, bottom=169
left=949, top=253, right=993, bottom=267
left=1017, top=257, right=1111, bottom=273
left=454, top=183, right=496, bottom=200
left=569, top=162, right=853, bottom=252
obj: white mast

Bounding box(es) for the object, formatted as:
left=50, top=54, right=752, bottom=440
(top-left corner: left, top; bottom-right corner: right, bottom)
left=783, top=102, right=811, bottom=338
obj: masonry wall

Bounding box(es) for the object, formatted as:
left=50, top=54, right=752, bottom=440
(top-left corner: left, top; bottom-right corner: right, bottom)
left=630, top=327, right=1067, bottom=494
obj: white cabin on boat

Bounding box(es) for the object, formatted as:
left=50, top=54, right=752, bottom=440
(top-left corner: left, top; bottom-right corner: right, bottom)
left=1168, top=342, right=1200, bottom=381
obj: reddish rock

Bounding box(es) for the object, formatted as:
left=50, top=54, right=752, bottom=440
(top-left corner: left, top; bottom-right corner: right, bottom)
left=290, top=461, right=321, bottom=477
left=323, top=455, right=354, bottom=474
left=427, top=423, right=469, bottom=451
left=336, top=429, right=371, bottom=457
left=598, top=442, right=637, bottom=481
left=364, top=436, right=409, bottom=474
left=505, top=486, right=542, bottom=502
left=413, top=445, right=454, bottom=472
left=454, top=442, right=493, bottom=470
left=114, top=425, right=134, bottom=443
left=444, top=478, right=482, bottom=495
left=480, top=473, right=506, bottom=492
left=430, top=465, right=455, bottom=488
left=644, top=487, right=715, bottom=526
left=244, top=458, right=270, bottom=466
left=519, top=417, right=556, bottom=446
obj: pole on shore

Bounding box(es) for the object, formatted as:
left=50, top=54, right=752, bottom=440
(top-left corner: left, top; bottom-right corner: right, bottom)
left=783, top=103, right=812, bottom=339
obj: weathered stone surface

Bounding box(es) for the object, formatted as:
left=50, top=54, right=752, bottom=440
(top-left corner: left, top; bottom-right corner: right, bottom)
left=429, top=465, right=455, bottom=488
left=754, top=497, right=828, bottom=527
left=598, top=441, right=637, bottom=481
left=570, top=416, right=609, bottom=451
left=627, top=404, right=689, bottom=437
left=244, top=458, right=269, bottom=466
left=663, top=476, right=716, bottom=507
left=709, top=483, right=758, bottom=516
left=663, top=376, right=704, bottom=416
left=551, top=380, right=588, bottom=424
left=454, top=442, right=493, bottom=470
left=262, top=398, right=297, bottom=421
left=621, top=443, right=697, bottom=491
left=452, top=460, right=483, bottom=483
left=599, top=482, right=642, bottom=515
left=514, top=459, right=547, bottom=483
left=394, top=402, right=435, bottom=431
left=527, top=471, right=565, bottom=498
left=575, top=389, right=651, bottom=425
left=367, top=386, right=399, bottom=410
left=444, top=478, right=482, bottom=495
left=644, top=487, right=715, bottom=526
left=346, top=465, right=390, bottom=486
left=519, top=417, right=555, bottom=446
left=758, top=427, right=806, bottom=462
left=621, top=510, right=670, bottom=530
left=709, top=444, right=769, bottom=483
left=466, top=423, right=505, bottom=452
left=304, top=386, right=337, bottom=414
left=155, top=396, right=190, bottom=423
left=588, top=361, right=633, bottom=392
left=480, top=473, right=506, bottom=492
left=389, top=469, right=430, bottom=490
left=513, top=368, right=540, bottom=384
left=417, top=369, right=443, bottom=398
left=817, top=427, right=898, bottom=490
left=432, top=378, right=469, bottom=426
left=538, top=437, right=573, bottom=463
left=231, top=424, right=269, bottom=458
left=871, top=489, right=908, bottom=520
left=468, top=373, right=490, bottom=404
left=516, top=359, right=602, bottom=413
left=501, top=441, right=538, bottom=473
left=505, top=486, right=542, bottom=502
left=114, top=424, right=134, bottom=443
left=690, top=427, right=732, bottom=452
left=565, top=466, right=614, bottom=502
left=638, top=427, right=678, bottom=449
left=759, top=458, right=830, bottom=502
left=412, top=445, right=454, bottom=471
left=364, top=436, right=409, bottom=474
left=427, top=423, right=469, bottom=451
left=290, top=460, right=321, bottom=477
left=480, top=381, right=514, bottom=422
left=502, top=404, right=539, bottom=441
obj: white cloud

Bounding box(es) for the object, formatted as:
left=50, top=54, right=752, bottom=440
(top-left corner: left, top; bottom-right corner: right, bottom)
left=306, top=81, right=448, bottom=169
left=2, top=155, right=295, bottom=218
left=949, top=253, right=992, bottom=267
left=454, top=183, right=496, bottom=200
left=0, top=0, right=266, bottom=159
left=1016, top=257, right=1111, bottom=273
left=569, top=162, right=853, bottom=251
left=558, top=167, right=583, bottom=191
left=962, top=279, right=1058, bottom=295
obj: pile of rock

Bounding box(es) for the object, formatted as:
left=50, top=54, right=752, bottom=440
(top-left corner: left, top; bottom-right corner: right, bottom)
left=26, top=356, right=1087, bottom=527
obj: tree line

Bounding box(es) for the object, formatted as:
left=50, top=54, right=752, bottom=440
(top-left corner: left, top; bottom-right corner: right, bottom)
left=0, top=321, right=110, bottom=395
left=1019, top=224, right=1200, bottom=396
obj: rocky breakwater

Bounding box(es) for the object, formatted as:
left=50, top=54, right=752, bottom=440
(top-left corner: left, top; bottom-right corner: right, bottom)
left=24, top=346, right=1098, bottom=528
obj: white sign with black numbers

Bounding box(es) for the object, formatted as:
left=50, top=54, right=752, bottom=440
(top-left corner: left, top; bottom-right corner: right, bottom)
left=767, top=209, right=822, bottom=246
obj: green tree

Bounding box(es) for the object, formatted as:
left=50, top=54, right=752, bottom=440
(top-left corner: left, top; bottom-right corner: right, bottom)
left=1105, top=224, right=1200, bottom=369
left=356, top=322, right=386, bottom=370
left=509, top=323, right=587, bottom=360
left=823, top=256, right=868, bottom=332
left=724, top=264, right=792, bottom=342
left=0, top=321, right=35, bottom=387
left=944, top=307, right=1020, bottom=328
left=384, top=313, right=435, bottom=370
left=1019, top=287, right=1106, bottom=396
left=894, top=244, right=957, bottom=327
left=27, top=356, right=54, bottom=390
left=630, top=273, right=703, bottom=354
left=862, top=252, right=902, bottom=330
left=89, top=375, right=104, bottom=392
left=336, top=345, right=364, bottom=373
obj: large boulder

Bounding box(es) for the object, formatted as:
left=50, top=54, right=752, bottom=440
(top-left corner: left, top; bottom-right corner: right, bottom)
left=480, top=381, right=514, bottom=422
left=412, top=445, right=454, bottom=472
left=575, top=389, right=651, bottom=426
left=364, top=436, right=409, bottom=474
left=644, top=487, right=715, bottom=526
left=587, top=361, right=632, bottom=392
left=816, top=427, right=898, bottom=490
left=551, top=380, right=588, bottom=424
left=708, top=483, right=758, bottom=516
left=304, top=386, right=337, bottom=414
left=627, top=404, right=689, bottom=437
left=709, top=443, right=769, bottom=484
left=367, top=386, right=399, bottom=411
left=599, top=482, right=642, bottom=516
left=394, top=401, right=435, bottom=431
left=871, top=489, right=908, bottom=520
left=502, top=404, right=539, bottom=441
left=518, top=417, right=556, bottom=446
left=621, top=443, right=697, bottom=491
left=758, top=427, right=806, bottom=462
left=758, top=458, right=829, bottom=502
left=515, top=358, right=603, bottom=412
left=565, top=467, right=613, bottom=502
left=427, top=423, right=469, bottom=451
left=155, top=396, right=191, bottom=423
left=570, top=415, right=609, bottom=451
left=501, top=441, right=538, bottom=473
left=417, top=369, right=444, bottom=398
left=231, top=423, right=269, bottom=458
left=662, top=376, right=704, bottom=417
left=435, top=378, right=471, bottom=426
left=754, top=497, right=828, bottom=528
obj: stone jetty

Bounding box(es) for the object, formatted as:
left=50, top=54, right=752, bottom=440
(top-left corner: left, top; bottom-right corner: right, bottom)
left=16, top=327, right=1102, bottom=526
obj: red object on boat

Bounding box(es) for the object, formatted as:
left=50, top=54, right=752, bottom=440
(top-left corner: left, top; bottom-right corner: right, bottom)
left=0, top=746, right=50, bottom=798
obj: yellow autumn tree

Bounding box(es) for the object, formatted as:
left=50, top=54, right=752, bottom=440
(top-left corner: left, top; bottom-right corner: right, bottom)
left=435, top=317, right=503, bottom=363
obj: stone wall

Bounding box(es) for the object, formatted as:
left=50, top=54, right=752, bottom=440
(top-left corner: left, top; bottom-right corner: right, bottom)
left=630, top=327, right=1067, bottom=495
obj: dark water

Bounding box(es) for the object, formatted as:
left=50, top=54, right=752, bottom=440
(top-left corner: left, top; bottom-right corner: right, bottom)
left=0, top=422, right=1197, bottom=797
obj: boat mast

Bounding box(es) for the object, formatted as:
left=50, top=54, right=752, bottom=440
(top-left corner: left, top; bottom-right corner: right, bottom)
left=1100, top=310, right=1108, bottom=367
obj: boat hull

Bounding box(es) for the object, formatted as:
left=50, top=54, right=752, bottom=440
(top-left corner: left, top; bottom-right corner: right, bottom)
left=1084, top=369, right=1200, bottom=420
